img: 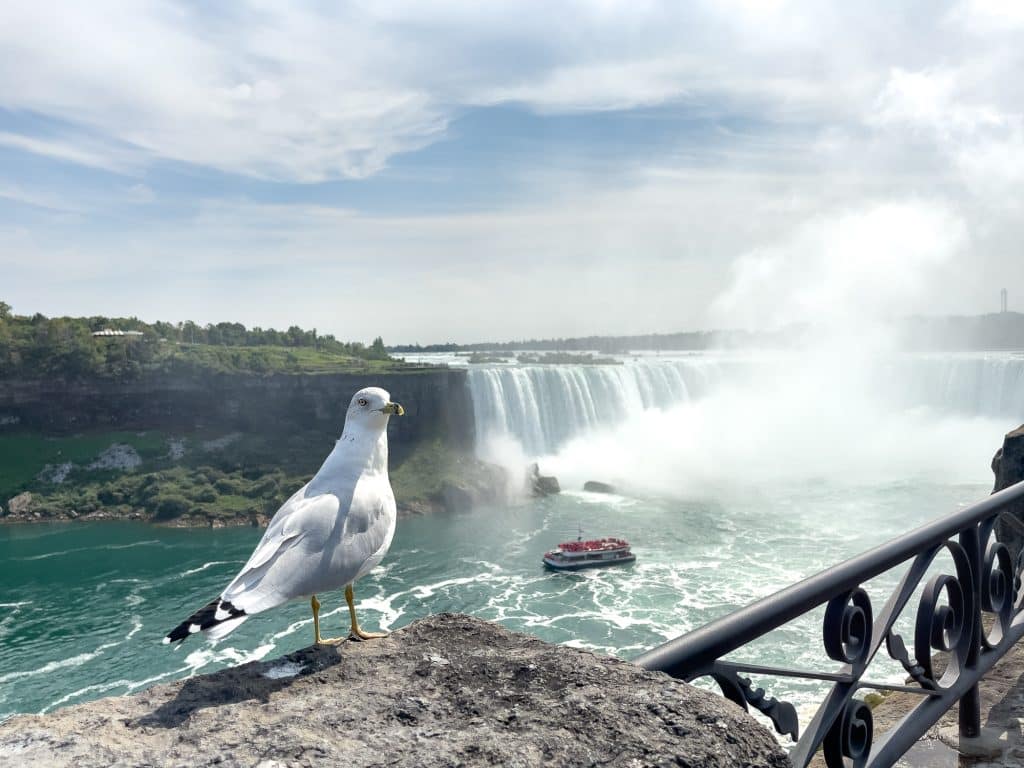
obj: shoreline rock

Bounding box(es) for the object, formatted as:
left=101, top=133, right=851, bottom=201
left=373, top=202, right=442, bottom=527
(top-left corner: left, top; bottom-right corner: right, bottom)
left=527, top=463, right=560, bottom=496
left=0, top=614, right=789, bottom=768
left=993, top=424, right=1024, bottom=564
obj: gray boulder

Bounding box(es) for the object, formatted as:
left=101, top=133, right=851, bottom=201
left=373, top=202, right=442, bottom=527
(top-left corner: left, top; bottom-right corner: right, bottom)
left=5, top=492, right=33, bottom=517
left=0, top=614, right=789, bottom=768
left=527, top=463, right=560, bottom=496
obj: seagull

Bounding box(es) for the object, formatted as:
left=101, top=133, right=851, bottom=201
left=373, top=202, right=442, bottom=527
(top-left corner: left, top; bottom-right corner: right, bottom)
left=165, top=387, right=404, bottom=646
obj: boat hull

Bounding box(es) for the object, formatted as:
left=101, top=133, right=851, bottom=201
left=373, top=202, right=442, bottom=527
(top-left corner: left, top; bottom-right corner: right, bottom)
left=543, top=553, right=636, bottom=571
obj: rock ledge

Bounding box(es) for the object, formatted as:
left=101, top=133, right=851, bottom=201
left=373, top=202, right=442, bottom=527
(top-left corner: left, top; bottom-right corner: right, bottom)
left=0, top=614, right=789, bottom=767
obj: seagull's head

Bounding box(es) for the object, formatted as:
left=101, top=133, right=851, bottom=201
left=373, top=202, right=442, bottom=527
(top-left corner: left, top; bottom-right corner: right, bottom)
left=345, top=387, right=405, bottom=433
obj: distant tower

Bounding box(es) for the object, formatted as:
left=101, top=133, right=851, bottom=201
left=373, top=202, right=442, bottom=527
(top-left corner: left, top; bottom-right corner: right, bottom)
left=1001, top=288, right=1008, bottom=313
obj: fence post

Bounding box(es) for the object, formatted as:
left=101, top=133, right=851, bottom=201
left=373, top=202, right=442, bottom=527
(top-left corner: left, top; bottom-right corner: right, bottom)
left=958, top=525, right=982, bottom=739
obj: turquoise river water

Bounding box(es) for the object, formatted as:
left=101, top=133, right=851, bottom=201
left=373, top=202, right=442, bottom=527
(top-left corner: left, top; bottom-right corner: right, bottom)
left=0, top=478, right=992, bottom=724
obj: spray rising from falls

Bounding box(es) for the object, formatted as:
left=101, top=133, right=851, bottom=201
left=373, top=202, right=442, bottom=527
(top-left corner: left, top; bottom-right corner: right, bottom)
left=467, top=354, right=1024, bottom=493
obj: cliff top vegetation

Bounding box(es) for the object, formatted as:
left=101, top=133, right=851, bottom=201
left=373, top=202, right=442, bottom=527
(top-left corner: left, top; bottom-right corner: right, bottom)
left=0, top=301, right=430, bottom=380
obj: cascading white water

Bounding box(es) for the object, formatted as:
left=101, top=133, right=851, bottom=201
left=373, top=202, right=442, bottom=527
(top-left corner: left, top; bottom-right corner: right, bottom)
left=467, top=353, right=1024, bottom=459
left=886, top=355, right=1024, bottom=417
left=467, top=357, right=735, bottom=456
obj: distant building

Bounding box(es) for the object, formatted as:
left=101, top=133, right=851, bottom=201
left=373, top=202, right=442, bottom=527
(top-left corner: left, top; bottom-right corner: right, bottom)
left=1001, top=288, right=1008, bottom=314
left=92, top=329, right=144, bottom=337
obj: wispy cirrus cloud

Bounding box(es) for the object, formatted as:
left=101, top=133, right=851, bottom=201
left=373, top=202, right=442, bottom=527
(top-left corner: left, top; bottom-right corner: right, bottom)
left=0, top=131, right=136, bottom=172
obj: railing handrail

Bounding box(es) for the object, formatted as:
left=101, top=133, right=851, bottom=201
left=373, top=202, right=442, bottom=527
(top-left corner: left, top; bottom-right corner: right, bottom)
left=635, top=477, right=1024, bottom=677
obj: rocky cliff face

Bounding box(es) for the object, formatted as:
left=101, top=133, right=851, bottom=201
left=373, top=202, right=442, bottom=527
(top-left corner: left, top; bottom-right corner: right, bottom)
left=0, top=614, right=789, bottom=768
left=0, top=369, right=475, bottom=458
left=993, top=424, right=1024, bottom=563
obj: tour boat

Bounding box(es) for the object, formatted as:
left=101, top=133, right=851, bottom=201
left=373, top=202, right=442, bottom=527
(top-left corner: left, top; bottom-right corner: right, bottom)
left=542, top=536, right=636, bottom=571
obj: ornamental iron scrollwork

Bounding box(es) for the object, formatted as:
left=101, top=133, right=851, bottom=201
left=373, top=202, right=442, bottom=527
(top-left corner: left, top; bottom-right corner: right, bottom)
left=824, top=588, right=872, bottom=668
left=635, top=480, right=1024, bottom=768
left=912, top=539, right=972, bottom=689
left=980, top=532, right=1014, bottom=648
left=885, top=631, right=934, bottom=690
left=823, top=698, right=873, bottom=768
left=879, top=538, right=974, bottom=691
left=710, top=666, right=800, bottom=741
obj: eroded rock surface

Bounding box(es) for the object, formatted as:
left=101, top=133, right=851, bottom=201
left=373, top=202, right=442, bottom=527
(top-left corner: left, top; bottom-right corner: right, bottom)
left=993, top=424, right=1024, bottom=563
left=0, top=614, right=789, bottom=768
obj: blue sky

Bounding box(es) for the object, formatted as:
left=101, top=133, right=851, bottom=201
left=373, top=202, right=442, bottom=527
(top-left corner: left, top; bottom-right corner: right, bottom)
left=1, top=1, right=1022, bottom=343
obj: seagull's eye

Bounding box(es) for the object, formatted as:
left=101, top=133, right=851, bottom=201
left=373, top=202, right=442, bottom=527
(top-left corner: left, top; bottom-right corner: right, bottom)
left=357, top=398, right=368, bottom=407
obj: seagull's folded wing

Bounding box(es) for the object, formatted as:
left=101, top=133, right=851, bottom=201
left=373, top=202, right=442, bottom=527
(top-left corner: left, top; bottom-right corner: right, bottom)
left=337, top=479, right=392, bottom=581
left=220, top=488, right=340, bottom=613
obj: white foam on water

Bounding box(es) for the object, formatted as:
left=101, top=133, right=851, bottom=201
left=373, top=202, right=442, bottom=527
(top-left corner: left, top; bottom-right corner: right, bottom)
left=0, top=603, right=31, bottom=642
left=0, top=641, right=120, bottom=684
left=124, top=617, right=144, bottom=641
left=105, top=540, right=164, bottom=551
left=179, top=560, right=240, bottom=577
left=15, top=540, right=163, bottom=561
left=270, top=616, right=313, bottom=642
left=16, top=547, right=91, bottom=561
left=408, top=572, right=508, bottom=599
left=563, top=490, right=636, bottom=506
left=355, top=593, right=403, bottom=633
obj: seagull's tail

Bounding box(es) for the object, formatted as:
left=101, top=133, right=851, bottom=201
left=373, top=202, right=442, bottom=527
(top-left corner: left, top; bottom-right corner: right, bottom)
left=163, top=597, right=248, bottom=645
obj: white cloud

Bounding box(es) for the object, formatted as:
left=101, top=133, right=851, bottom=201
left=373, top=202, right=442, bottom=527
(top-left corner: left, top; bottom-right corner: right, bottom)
left=1, top=169, right=977, bottom=341
left=2, top=0, right=1023, bottom=339
left=0, top=0, right=1000, bottom=182
left=870, top=64, right=1024, bottom=204
left=0, top=132, right=135, bottom=172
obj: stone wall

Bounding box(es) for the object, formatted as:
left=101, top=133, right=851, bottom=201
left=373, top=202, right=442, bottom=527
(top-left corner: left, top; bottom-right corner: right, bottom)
left=0, top=614, right=790, bottom=768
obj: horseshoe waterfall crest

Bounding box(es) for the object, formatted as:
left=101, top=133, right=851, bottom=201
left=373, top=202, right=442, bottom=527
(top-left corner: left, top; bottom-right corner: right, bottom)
left=465, top=353, right=1024, bottom=459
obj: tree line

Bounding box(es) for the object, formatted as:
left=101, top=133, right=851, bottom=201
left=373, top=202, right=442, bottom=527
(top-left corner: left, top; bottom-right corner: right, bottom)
left=0, top=301, right=389, bottom=379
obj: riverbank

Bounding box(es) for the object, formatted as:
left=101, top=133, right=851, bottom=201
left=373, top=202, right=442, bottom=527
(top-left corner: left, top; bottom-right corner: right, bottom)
left=1, top=439, right=509, bottom=526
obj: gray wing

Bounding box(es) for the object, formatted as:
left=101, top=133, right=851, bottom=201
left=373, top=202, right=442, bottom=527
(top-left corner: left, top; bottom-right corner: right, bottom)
left=219, top=484, right=339, bottom=614
left=219, top=477, right=391, bottom=615
left=330, top=476, right=394, bottom=583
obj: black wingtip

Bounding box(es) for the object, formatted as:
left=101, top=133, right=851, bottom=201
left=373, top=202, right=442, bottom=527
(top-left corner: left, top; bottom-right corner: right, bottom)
left=163, top=597, right=246, bottom=645
left=163, top=622, right=191, bottom=644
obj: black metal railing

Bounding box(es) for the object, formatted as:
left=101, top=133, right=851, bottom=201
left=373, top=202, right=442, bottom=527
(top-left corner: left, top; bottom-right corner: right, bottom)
left=634, top=479, right=1024, bottom=767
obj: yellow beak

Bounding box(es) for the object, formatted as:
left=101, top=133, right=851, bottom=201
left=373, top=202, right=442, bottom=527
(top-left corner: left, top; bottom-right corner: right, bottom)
left=383, top=402, right=405, bottom=416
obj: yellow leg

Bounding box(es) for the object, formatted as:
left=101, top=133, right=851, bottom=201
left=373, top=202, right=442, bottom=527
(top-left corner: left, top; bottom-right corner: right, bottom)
left=346, top=584, right=387, bottom=641
left=311, top=594, right=343, bottom=645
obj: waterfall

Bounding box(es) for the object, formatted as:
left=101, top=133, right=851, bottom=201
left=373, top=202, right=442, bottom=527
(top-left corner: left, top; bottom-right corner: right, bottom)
left=881, top=355, right=1024, bottom=418
left=467, top=357, right=731, bottom=455
left=467, top=354, right=1024, bottom=458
